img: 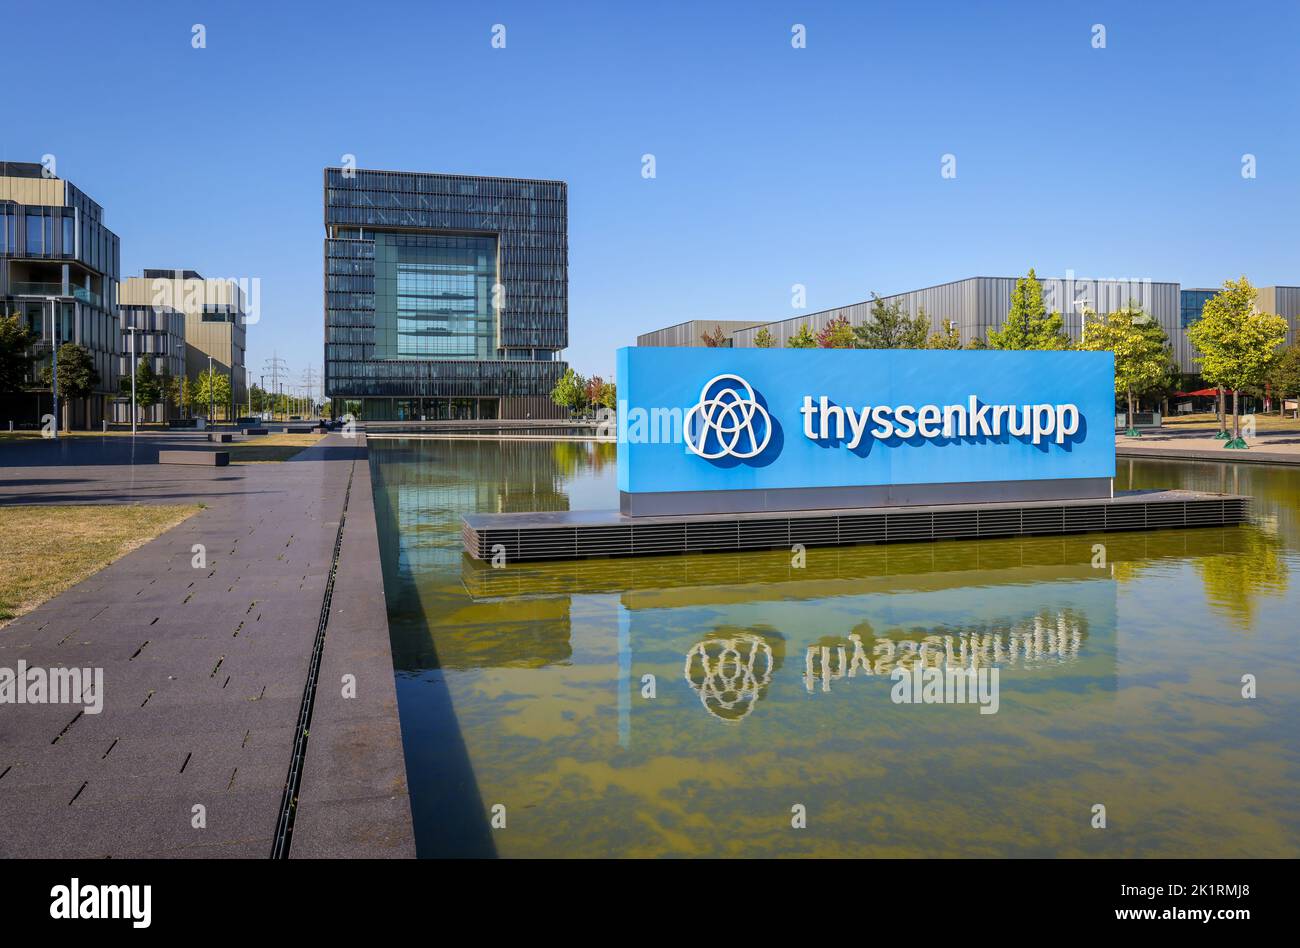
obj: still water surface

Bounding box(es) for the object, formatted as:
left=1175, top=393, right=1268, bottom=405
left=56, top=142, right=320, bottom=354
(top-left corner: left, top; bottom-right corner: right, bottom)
left=370, top=440, right=1300, bottom=857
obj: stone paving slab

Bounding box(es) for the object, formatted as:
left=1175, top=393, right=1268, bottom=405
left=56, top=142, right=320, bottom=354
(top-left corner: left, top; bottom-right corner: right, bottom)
left=291, top=447, right=415, bottom=858
left=1116, top=430, right=1300, bottom=465
left=0, top=433, right=415, bottom=858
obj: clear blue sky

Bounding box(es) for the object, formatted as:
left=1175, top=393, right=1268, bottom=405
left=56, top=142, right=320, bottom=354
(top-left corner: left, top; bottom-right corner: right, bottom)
left=6, top=0, right=1298, bottom=386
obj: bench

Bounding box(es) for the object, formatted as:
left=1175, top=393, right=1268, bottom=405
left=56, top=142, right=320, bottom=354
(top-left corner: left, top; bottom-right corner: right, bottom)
left=207, top=433, right=234, bottom=443
left=242, top=428, right=269, bottom=436
left=284, top=426, right=314, bottom=434
left=159, top=450, right=229, bottom=466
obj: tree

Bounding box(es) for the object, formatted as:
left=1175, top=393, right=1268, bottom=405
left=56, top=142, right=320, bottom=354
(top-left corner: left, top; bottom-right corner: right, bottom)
left=986, top=268, right=1071, bottom=350
left=159, top=368, right=181, bottom=421
left=786, top=324, right=817, bottom=348
left=1187, top=276, right=1289, bottom=447
left=549, top=366, right=588, bottom=415
left=927, top=318, right=962, bottom=350
left=179, top=375, right=194, bottom=418
left=852, top=295, right=929, bottom=349
left=193, top=368, right=232, bottom=419
left=1268, top=345, right=1300, bottom=409
left=754, top=327, right=775, bottom=348
left=701, top=325, right=728, bottom=347
left=1078, top=305, right=1172, bottom=436
left=816, top=315, right=855, bottom=348
left=587, top=374, right=611, bottom=410
left=120, top=358, right=163, bottom=422
left=0, top=313, right=37, bottom=394
left=40, top=343, right=99, bottom=430
left=597, top=379, right=617, bottom=411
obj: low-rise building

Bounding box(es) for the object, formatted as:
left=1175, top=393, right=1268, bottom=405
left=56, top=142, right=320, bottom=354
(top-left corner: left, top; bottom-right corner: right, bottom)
left=641, top=275, right=1298, bottom=377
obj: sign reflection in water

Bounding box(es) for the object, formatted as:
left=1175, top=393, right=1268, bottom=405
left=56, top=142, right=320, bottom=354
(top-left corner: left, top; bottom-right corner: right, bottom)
left=373, top=438, right=1300, bottom=858
left=683, top=632, right=776, bottom=722
left=804, top=611, right=1086, bottom=694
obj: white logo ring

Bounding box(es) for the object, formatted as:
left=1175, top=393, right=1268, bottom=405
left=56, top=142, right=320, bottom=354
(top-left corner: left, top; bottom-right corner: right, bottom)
left=683, top=373, right=773, bottom=460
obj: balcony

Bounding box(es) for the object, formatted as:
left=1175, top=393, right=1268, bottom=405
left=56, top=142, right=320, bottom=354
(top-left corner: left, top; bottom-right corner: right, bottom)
left=10, top=282, right=103, bottom=307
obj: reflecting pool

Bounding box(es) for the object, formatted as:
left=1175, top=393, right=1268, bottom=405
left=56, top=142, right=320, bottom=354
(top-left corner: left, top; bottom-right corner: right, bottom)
left=370, top=439, right=1300, bottom=857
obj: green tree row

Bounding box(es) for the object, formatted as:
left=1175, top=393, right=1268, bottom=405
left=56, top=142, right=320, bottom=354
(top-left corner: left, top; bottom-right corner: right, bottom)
left=550, top=368, right=617, bottom=415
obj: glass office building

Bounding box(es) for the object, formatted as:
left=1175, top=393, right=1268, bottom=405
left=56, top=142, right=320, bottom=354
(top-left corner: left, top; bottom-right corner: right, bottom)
left=0, top=162, right=121, bottom=428
left=324, top=168, right=569, bottom=420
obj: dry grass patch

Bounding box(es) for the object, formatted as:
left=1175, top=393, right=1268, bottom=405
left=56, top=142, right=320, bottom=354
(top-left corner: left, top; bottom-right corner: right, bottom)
left=226, top=432, right=324, bottom=463
left=0, top=504, right=199, bottom=627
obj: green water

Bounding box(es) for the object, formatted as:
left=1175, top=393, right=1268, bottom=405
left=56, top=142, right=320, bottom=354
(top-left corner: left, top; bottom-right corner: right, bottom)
left=370, top=440, right=1300, bottom=858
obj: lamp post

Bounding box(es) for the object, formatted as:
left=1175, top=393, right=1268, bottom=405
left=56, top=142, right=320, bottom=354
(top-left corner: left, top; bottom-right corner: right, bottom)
left=1075, top=298, right=1094, bottom=341
left=44, top=297, right=61, bottom=440
left=127, top=324, right=139, bottom=436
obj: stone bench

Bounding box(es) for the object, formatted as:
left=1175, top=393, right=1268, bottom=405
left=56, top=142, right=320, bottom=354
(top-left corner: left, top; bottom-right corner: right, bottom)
left=207, top=433, right=234, bottom=443
left=242, top=428, right=269, bottom=436
left=284, top=426, right=314, bottom=434
left=159, top=450, right=229, bottom=467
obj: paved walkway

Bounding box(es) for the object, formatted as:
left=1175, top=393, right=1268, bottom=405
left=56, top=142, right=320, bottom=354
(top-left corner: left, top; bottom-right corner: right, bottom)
left=0, top=433, right=413, bottom=857
left=1117, top=428, right=1300, bottom=465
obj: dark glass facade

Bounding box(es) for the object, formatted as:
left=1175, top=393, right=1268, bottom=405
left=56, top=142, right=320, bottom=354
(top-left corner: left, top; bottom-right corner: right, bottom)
left=323, top=168, right=568, bottom=419
left=1181, top=289, right=1217, bottom=328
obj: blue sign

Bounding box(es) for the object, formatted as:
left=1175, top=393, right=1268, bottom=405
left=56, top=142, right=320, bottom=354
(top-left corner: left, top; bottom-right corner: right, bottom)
left=617, top=347, right=1115, bottom=500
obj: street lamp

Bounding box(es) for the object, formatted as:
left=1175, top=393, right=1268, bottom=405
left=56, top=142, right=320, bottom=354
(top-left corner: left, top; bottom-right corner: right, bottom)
left=43, top=296, right=64, bottom=440
left=126, top=324, right=139, bottom=436
left=1074, top=298, right=1094, bottom=341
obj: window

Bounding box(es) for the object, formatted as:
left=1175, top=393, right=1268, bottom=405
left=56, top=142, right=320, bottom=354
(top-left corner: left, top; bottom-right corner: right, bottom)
left=25, top=211, right=43, bottom=254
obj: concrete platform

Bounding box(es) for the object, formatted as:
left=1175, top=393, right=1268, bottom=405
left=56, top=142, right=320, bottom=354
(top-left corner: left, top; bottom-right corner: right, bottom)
left=462, top=489, right=1251, bottom=562
left=158, top=449, right=229, bottom=466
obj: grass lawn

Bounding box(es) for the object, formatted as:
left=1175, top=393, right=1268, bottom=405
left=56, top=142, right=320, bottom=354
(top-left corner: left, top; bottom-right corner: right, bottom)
left=0, top=504, right=200, bottom=627
left=225, top=432, right=324, bottom=462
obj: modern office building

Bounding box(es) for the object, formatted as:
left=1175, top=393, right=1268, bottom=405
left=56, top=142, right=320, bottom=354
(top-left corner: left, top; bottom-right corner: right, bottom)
left=113, top=300, right=186, bottom=423
left=0, top=161, right=121, bottom=428
left=119, top=270, right=248, bottom=419
left=323, top=167, right=569, bottom=420
left=1255, top=286, right=1300, bottom=349
left=636, top=319, right=766, bottom=348
left=640, top=275, right=1300, bottom=374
